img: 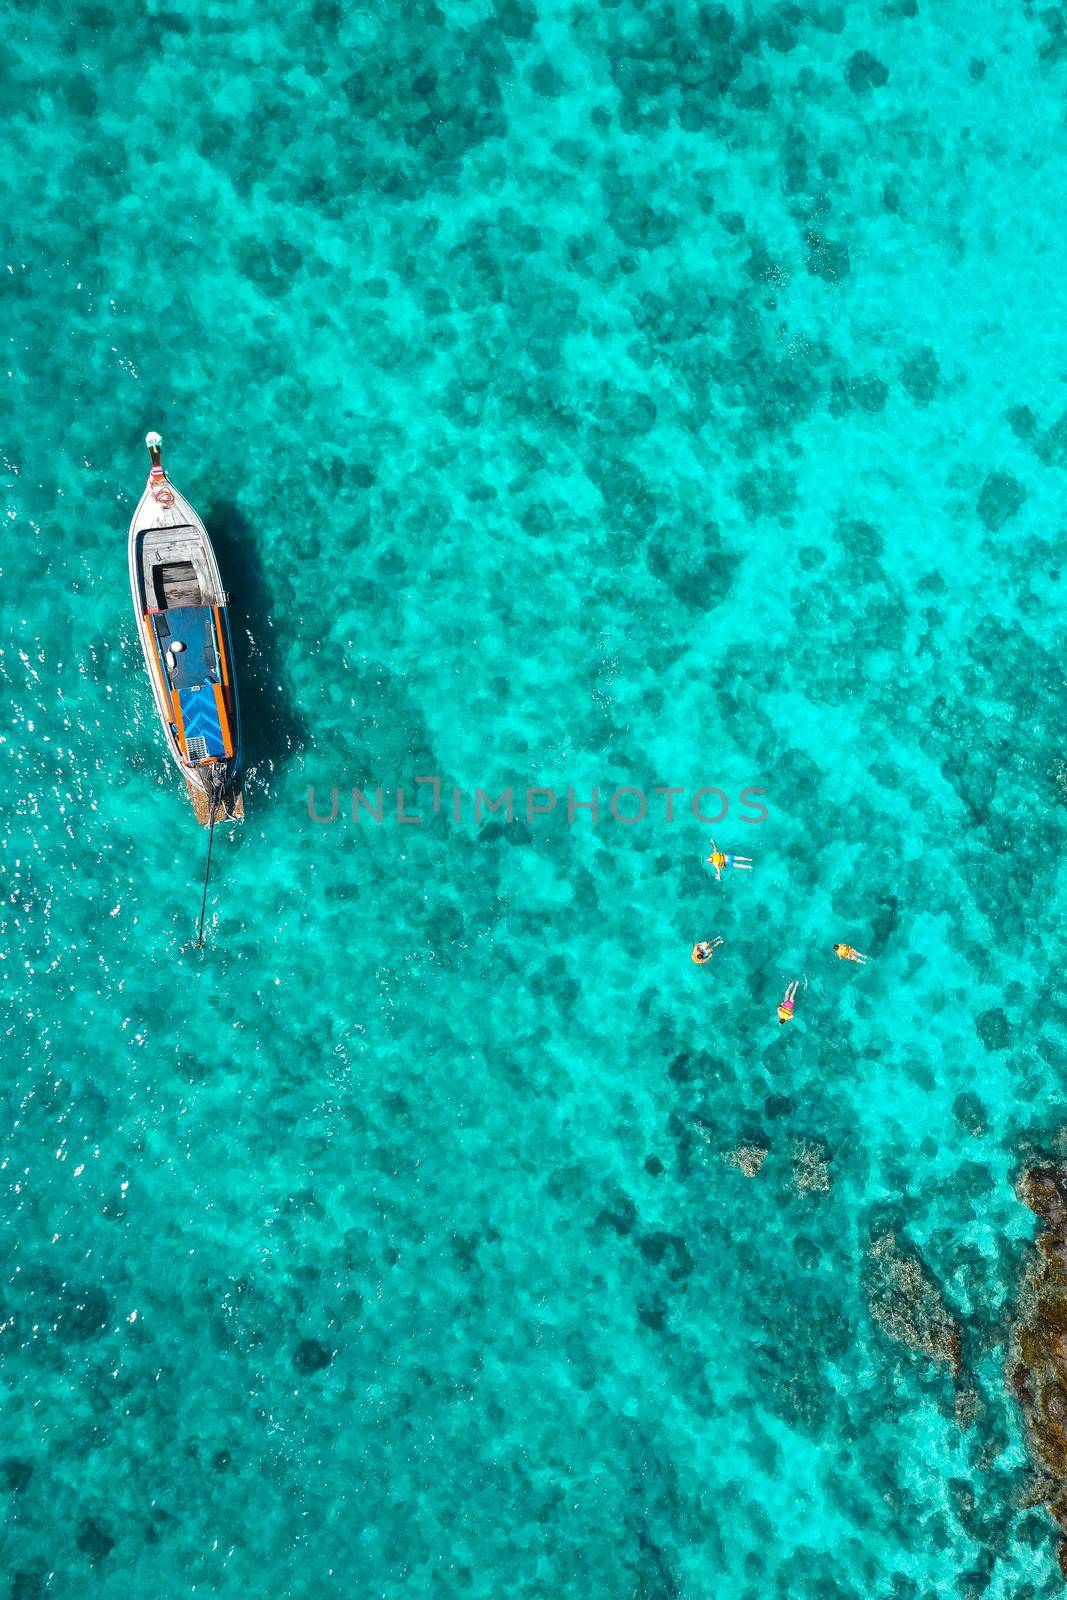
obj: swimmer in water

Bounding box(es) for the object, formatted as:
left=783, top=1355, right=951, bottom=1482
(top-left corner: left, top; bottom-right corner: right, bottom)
left=777, top=979, right=799, bottom=1024
left=833, top=943, right=868, bottom=964
left=692, top=938, right=724, bottom=965
left=706, top=840, right=753, bottom=881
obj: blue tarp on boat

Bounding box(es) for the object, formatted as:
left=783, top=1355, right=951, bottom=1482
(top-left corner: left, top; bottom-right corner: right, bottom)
left=176, top=684, right=226, bottom=758
left=151, top=607, right=228, bottom=759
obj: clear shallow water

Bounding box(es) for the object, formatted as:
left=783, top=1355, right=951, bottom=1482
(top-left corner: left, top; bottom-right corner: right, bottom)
left=2, top=0, right=1067, bottom=1595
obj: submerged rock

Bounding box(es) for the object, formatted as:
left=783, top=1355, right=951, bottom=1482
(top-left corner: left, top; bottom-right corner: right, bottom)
left=863, top=1230, right=964, bottom=1378
left=1009, top=1164, right=1067, bottom=1573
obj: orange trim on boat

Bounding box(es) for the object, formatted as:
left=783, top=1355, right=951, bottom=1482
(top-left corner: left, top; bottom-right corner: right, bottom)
left=212, top=682, right=234, bottom=757
left=144, top=614, right=171, bottom=707
left=171, top=688, right=187, bottom=754
left=212, top=606, right=229, bottom=686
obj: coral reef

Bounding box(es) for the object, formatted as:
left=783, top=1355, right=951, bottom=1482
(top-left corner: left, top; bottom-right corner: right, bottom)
left=724, top=1142, right=769, bottom=1178
left=791, top=1138, right=831, bottom=1195
left=1010, top=1166, right=1067, bottom=1577
left=863, top=1231, right=964, bottom=1379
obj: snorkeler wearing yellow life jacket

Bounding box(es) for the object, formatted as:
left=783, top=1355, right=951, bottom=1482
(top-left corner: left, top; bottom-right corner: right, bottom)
left=833, top=944, right=868, bottom=964
left=691, top=937, right=724, bottom=965
left=706, top=839, right=753, bottom=881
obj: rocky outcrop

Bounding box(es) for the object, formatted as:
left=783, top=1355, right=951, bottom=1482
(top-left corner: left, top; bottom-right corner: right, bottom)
left=1010, top=1165, right=1067, bottom=1577
left=863, top=1230, right=964, bottom=1379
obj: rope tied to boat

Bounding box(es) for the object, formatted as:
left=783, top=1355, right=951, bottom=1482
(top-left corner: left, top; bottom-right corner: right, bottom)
left=194, top=766, right=226, bottom=947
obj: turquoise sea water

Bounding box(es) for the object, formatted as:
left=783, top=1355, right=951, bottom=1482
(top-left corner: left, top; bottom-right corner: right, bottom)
left=3, top=0, right=1067, bottom=1594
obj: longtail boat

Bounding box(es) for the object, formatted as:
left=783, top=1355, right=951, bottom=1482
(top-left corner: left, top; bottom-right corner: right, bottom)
left=128, top=431, right=244, bottom=853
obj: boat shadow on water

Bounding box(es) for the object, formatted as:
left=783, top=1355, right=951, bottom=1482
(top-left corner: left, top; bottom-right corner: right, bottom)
left=206, top=500, right=309, bottom=787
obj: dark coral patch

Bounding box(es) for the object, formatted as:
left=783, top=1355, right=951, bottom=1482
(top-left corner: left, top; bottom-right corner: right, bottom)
left=952, top=1092, right=988, bottom=1137
left=11, top=1573, right=45, bottom=1600
left=900, top=347, right=939, bottom=405
left=2, top=1458, right=33, bottom=1493
left=975, top=1008, right=1010, bottom=1051
left=846, top=51, right=889, bottom=93
left=1036, top=409, right=1067, bottom=467
left=734, top=465, right=797, bottom=520
left=596, top=1187, right=638, bottom=1237
left=976, top=472, right=1026, bottom=531
left=56, top=1283, right=110, bottom=1341
left=76, top=1518, right=116, bottom=1562
left=1006, top=404, right=1037, bottom=440
left=646, top=524, right=733, bottom=608
left=638, top=1230, right=695, bottom=1281
left=850, top=376, right=888, bottom=414
left=293, top=1337, right=334, bottom=1374
left=528, top=60, right=563, bottom=97
left=805, top=232, right=850, bottom=282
